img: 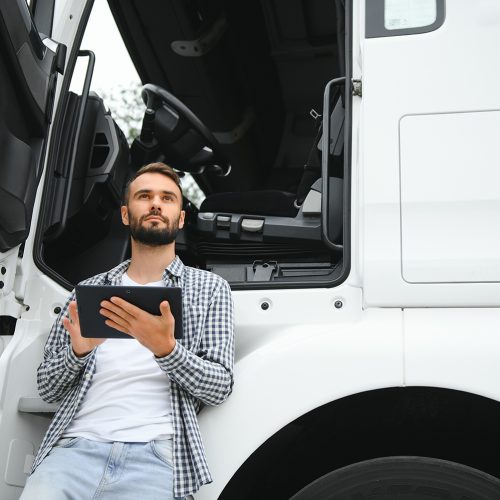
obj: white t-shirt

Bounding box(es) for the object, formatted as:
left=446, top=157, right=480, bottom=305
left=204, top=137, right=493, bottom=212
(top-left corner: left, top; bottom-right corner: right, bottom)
left=63, top=273, right=174, bottom=442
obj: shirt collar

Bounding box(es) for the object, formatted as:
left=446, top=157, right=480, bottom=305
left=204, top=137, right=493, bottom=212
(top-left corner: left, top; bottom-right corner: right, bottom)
left=162, top=255, right=184, bottom=280
left=105, top=255, right=184, bottom=285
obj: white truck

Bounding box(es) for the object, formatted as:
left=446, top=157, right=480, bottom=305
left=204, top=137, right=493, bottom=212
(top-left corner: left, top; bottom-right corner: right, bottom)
left=2, top=0, right=500, bottom=498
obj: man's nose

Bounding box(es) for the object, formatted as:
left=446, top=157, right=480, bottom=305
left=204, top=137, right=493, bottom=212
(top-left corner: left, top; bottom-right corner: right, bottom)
left=150, top=196, right=163, bottom=210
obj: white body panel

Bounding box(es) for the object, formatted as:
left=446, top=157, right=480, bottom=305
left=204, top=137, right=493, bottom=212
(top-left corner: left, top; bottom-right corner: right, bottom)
left=361, top=0, right=500, bottom=306
left=194, top=303, right=500, bottom=499
left=404, top=308, right=500, bottom=398
left=196, top=286, right=403, bottom=500
left=0, top=227, right=74, bottom=498
left=400, top=111, right=500, bottom=283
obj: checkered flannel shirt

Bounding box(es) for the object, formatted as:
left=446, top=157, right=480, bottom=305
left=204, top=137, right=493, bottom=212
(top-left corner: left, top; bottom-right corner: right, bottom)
left=32, top=256, right=235, bottom=498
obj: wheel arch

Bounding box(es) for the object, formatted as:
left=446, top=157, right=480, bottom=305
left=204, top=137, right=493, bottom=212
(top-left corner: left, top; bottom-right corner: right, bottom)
left=196, top=316, right=404, bottom=499
left=216, top=386, right=500, bottom=499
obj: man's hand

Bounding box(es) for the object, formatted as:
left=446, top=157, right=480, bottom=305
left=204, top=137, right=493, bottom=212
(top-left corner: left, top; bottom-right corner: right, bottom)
left=62, top=301, right=106, bottom=357
left=99, top=297, right=176, bottom=357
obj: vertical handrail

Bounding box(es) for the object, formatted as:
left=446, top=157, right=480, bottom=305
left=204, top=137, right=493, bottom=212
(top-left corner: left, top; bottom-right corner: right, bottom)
left=321, top=76, right=345, bottom=251
left=49, top=50, right=95, bottom=240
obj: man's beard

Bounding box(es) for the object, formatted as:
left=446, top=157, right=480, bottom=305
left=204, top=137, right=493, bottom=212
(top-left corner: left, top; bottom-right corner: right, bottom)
left=128, top=209, right=180, bottom=247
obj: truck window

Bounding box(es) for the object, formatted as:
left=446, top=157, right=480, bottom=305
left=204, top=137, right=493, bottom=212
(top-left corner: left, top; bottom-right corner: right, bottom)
left=366, top=0, right=445, bottom=38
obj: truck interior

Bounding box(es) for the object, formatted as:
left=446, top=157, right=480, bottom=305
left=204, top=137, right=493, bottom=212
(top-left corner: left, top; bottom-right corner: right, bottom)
left=35, top=0, right=350, bottom=290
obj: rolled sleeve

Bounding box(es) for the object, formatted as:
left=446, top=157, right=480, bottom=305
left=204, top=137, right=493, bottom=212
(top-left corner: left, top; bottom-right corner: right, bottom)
left=37, top=291, right=93, bottom=403
left=154, top=280, right=234, bottom=406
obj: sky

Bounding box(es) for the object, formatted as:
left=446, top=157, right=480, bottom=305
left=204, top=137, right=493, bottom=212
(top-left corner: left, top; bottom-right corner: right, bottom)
left=68, top=0, right=141, bottom=95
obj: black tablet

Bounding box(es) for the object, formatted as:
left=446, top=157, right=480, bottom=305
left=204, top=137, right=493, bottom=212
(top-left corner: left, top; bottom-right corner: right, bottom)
left=75, top=285, right=183, bottom=339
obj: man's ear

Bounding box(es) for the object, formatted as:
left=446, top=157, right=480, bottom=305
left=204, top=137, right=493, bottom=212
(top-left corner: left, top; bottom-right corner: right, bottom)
left=121, top=205, right=129, bottom=226
left=178, top=210, right=185, bottom=229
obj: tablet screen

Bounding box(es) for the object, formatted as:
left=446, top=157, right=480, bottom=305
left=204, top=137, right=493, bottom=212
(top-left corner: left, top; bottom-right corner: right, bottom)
left=75, top=285, right=183, bottom=339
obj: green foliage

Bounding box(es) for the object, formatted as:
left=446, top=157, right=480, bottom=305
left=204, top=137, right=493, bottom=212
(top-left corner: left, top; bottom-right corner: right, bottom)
left=98, top=83, right=145, bottom=145
left=179, top=173, right=205, bottom=208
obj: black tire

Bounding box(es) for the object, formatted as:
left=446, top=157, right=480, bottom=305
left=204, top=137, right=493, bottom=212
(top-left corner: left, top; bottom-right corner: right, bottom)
left=289, top=456, right=500, bottom=500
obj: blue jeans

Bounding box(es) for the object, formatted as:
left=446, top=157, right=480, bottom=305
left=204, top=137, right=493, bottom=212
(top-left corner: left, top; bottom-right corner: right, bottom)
left=20, top=437, right=183, bottom=500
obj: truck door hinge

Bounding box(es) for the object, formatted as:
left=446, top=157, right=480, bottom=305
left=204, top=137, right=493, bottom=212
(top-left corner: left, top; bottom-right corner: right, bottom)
left=352, top=79, right=362, bottom=97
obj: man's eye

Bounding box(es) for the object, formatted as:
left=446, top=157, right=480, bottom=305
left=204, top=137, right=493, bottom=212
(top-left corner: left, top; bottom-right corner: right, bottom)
left=139, top=193, right=149, bottom=199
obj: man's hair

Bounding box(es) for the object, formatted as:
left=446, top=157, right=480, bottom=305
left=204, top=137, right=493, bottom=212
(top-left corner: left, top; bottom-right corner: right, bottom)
left=122, top=162, right=183, bottom=205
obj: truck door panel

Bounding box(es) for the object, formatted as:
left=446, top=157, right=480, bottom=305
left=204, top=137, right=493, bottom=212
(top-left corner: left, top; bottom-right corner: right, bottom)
left=0, top=0, right=62, bottom=252
left=361, top=0, right=500, bottom=307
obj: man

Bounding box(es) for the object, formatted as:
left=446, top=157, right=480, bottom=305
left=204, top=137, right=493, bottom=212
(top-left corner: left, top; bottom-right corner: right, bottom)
left=21, top=162, right=234, bottom=500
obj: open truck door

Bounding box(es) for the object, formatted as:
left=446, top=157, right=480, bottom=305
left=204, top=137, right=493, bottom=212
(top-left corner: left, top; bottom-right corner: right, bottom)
left=0, top=1, right=65, bottom=498
left=0, top=0, right=64, bottom=253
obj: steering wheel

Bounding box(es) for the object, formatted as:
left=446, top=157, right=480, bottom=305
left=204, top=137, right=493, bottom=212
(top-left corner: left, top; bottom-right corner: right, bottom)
left=140, top=83, right=231, bottom=176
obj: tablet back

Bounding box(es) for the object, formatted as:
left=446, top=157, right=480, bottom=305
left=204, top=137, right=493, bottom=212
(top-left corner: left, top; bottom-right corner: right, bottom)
left=75, top=285, right=183, bottom=339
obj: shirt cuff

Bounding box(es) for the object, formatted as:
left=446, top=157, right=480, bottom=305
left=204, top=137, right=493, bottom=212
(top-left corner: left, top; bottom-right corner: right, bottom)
left=63, top=344, right=93, bottom=371
left=154, top=341, right=187, bottom=371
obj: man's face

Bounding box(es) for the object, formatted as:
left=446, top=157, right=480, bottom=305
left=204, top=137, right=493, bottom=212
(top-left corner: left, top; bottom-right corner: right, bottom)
left=121, top=172, right=185, bottom=246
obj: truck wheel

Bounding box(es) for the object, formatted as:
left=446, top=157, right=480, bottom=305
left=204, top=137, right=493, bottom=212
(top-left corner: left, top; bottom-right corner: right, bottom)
left=289, top=456, right=500, bottom=499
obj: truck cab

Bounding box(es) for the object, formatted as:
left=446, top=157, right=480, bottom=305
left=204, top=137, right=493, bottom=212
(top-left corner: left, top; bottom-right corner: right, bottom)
left=2, top=0, right=500, bottom=498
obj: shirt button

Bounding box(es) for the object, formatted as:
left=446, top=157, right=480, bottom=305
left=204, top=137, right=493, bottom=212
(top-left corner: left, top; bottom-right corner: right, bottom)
left=84, top=373, right=91, bottom=380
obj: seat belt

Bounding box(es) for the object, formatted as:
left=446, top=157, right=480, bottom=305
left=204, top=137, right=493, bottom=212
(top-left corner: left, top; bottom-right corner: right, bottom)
left=294, top=116, right=323, bottom=207
left=295, top=87, right=343, bottom=207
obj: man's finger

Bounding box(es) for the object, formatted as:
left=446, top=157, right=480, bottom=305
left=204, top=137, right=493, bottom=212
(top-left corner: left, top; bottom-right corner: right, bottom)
left=104, top=319, right=132, bottom=336
left=101, top=299, right=135, bottom=322
left=63, top=318, right=82, bottom=343
left=109, top=296, right=144, bottom=316
left=159, top=301, right=171, bottom=317
left=100, top=308, right=130, bottom=329
left=62, top=316, right=73, bottom=333
left=68, top=301, right=80, bottom=326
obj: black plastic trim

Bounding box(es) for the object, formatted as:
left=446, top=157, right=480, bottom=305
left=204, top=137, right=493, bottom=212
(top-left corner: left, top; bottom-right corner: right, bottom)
left=33, top=0, right=55, bottom=38
left=322, top=77, right=345, bottom=252
left=366, top=0, right=445, bottom=38
left=0, top=0, right=49, bottom=130
left=0, top=0, right=57, bottom=251
left=28, top=17, right=45, bottom=59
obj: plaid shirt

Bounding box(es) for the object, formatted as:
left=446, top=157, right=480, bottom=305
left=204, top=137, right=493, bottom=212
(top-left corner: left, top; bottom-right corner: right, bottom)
left=32, top=256, right=234, bottom=498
